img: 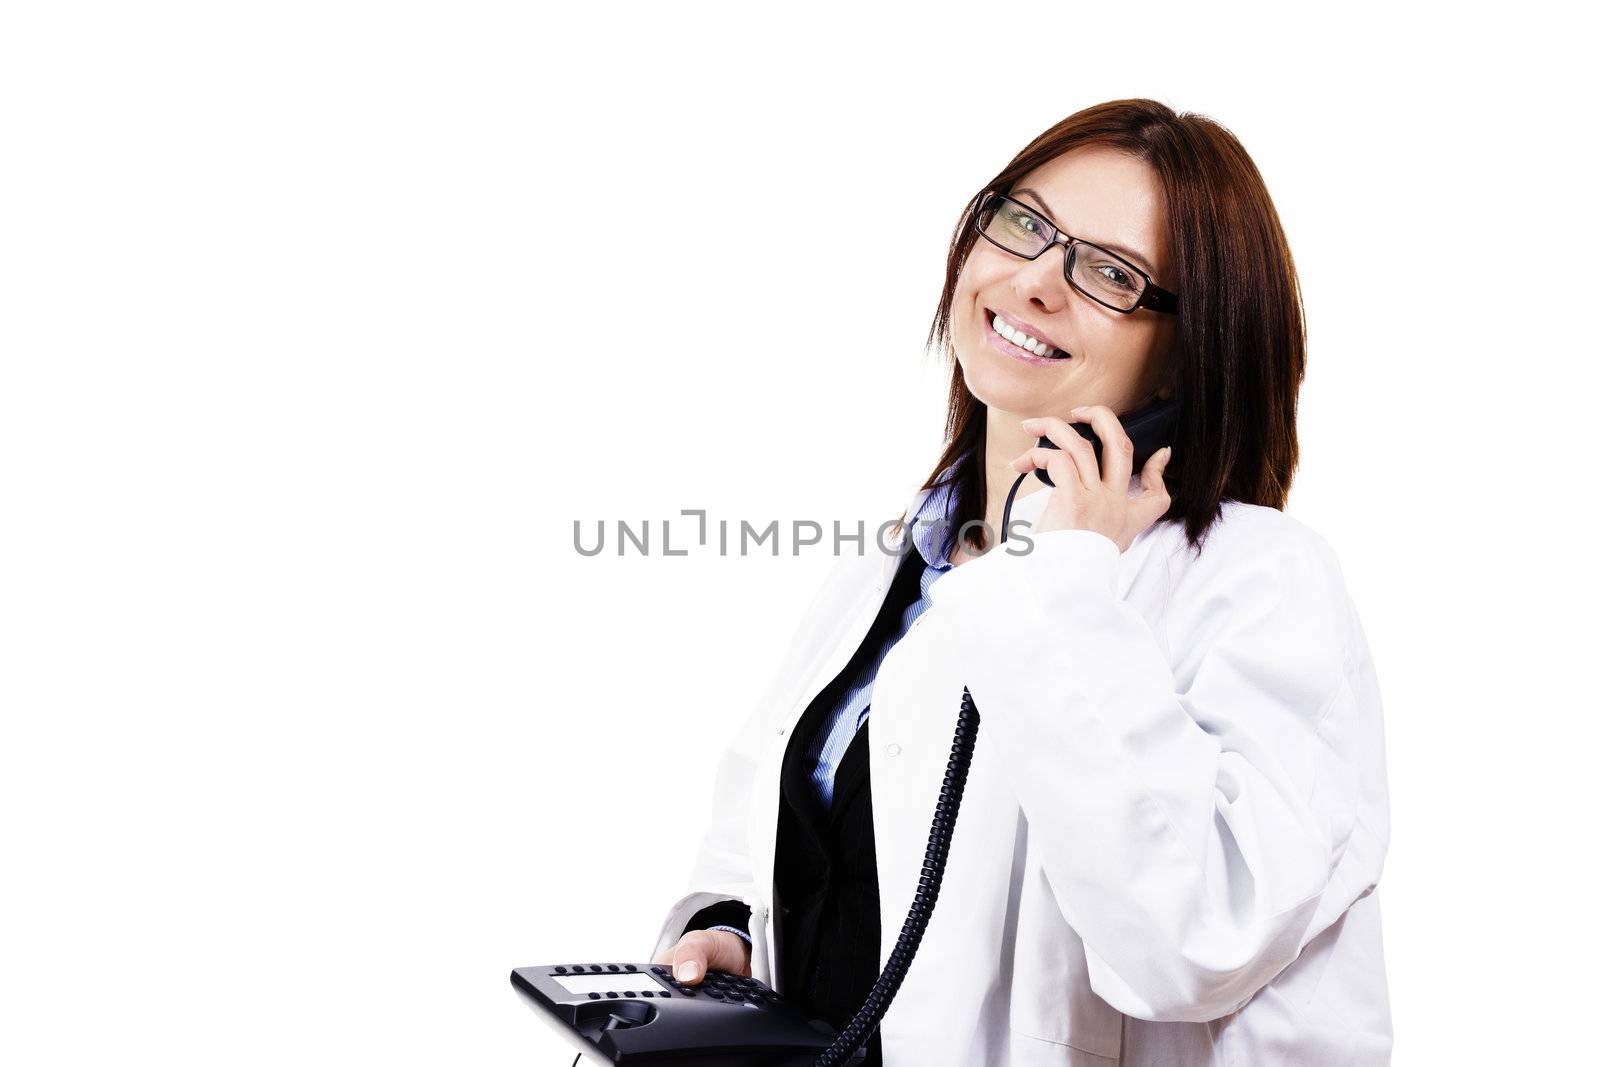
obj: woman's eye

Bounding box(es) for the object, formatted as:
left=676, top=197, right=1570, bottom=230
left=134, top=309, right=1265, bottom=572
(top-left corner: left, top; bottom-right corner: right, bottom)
left=1093, top=263, right=1135, bottom=290
left=1003, top=209, right=1043, bottom=236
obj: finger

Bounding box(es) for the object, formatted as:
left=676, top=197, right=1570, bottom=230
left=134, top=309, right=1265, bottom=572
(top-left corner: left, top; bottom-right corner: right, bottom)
left=669, top=931, right=713, bottom=984
left=1138, top=445, right=1173, bottom=494
left=1069, top=404, right=1133, bottom=489
left=1135, top=446, right=1173, bottom=514
left=1010, top=445, right=1084, bottom=491
left=1018, top=415, right=1098, bottom=488
left=669, top=930, right=747, bottom=985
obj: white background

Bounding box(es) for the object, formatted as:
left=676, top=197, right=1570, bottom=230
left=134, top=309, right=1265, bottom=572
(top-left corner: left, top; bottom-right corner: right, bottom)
left=3, top=2, right=1594, bottom=1064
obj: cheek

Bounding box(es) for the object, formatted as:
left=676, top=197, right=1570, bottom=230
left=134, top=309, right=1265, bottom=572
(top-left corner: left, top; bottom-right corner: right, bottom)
left=955, top=249, right=1014, bottom=302
left=950, top=274, right=983, bottom=344
left=1083, top=323, right=1165, bottom=392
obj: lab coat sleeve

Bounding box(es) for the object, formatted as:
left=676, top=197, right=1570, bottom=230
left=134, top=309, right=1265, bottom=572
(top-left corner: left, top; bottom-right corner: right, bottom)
left=927, top=516, right=1385, bottom=1023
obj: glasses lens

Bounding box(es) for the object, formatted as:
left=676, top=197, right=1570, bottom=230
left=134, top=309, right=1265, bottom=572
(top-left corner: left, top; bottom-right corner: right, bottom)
left=1069, top=241, right=1145, bottom=312
left=976, top=195, right=1050, bottom=256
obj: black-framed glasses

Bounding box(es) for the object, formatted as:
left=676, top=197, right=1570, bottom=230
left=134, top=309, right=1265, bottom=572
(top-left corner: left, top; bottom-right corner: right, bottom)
left=973, top=191, right=1179, bottom=315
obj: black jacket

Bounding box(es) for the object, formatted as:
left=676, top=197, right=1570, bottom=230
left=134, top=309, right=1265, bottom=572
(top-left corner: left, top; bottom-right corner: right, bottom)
left=683, top=549, right=926, bottom=1067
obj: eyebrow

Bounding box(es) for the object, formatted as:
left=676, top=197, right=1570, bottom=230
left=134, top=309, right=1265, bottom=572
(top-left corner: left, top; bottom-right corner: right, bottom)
left=1010, top=186, right=1157, bottom=276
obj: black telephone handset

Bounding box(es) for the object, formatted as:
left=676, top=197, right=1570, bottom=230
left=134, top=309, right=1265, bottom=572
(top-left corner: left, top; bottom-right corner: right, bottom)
left=511, top=395, right=1181, bottom=1066
left=1031, top=393, right=1179, bottom=487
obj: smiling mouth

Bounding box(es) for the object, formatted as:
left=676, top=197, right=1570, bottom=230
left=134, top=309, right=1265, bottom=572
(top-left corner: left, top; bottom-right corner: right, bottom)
left=987, top=309, right=1072, bottom=360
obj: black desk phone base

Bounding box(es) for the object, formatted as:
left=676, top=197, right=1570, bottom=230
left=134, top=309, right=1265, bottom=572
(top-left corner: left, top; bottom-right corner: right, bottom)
left=510, top=962, right=866, bottom=1065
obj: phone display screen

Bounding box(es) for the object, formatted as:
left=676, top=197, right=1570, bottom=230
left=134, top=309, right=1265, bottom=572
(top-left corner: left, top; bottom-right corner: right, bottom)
left=553, top=972, right=668, bottom=996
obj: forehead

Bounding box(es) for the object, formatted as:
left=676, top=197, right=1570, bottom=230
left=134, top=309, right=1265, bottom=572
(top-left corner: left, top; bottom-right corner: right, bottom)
left=1013, top=145, right=1169, bottom=276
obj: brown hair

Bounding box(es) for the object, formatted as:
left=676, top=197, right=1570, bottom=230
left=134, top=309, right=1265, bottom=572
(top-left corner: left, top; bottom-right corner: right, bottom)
left=919, top=98, right=1306, bottom=556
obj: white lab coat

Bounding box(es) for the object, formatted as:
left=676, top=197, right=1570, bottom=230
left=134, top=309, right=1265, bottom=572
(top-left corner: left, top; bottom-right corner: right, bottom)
left=651, top=480, right=1393, bottom=1065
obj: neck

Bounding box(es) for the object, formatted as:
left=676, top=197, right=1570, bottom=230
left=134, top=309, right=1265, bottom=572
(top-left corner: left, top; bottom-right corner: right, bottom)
left=979, top=408, right=1049, bottom=540
left=978, top=405, right=1143, bottom=532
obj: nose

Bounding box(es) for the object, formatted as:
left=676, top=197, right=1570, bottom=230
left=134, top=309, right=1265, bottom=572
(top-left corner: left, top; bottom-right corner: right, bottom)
left=1011, top=239, right=1073, bottom=314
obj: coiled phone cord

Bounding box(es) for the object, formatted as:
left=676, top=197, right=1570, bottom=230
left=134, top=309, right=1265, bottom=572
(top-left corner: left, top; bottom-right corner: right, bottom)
left=812, top=685, right=979, bottom=1066
left=811, top=469, right=1031, bottom=1066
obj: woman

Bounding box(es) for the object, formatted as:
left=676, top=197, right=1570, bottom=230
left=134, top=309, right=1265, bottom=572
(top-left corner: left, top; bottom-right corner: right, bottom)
left=649, top=98, right=1392, bottom=1066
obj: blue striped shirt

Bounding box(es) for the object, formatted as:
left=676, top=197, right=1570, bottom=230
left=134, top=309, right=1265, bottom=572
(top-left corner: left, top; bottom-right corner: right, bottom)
left=802, top=476, right=959, bottom=809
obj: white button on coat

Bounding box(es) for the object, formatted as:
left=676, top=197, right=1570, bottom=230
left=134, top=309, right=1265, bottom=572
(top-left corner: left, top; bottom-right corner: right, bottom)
left=651, top=481, right=1393, bottom=1065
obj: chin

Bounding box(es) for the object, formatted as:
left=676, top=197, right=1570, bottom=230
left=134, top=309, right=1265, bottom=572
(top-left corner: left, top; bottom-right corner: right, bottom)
left=957, top=351, right=1055, bottom=417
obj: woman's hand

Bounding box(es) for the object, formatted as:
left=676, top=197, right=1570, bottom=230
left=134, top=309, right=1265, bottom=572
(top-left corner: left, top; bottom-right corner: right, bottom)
left=1011, top=405, right=1174, bottom=553
left=649, top=929, right=752, bottom=986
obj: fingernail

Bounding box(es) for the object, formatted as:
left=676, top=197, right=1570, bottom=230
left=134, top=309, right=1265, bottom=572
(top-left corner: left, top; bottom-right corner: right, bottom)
left=676, top=960, right=700, bottom=982
left=1160, top=446, right=1173, bottom=463
left=1069, top=406, right=1087, bottom=415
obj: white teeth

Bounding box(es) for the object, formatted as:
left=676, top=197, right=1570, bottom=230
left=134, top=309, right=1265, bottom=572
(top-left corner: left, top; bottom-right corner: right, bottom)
left=993, top=313, right=1061, bottom=358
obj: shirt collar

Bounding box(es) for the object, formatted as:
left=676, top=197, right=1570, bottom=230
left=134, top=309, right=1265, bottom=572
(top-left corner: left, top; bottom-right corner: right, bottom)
left=907, top=472, right=962, bottom=572
left=901, top=463, right=1067, bottom=572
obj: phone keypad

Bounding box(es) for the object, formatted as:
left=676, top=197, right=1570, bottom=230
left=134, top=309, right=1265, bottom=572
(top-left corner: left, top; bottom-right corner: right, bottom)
left=646, top=965, right=774, bottom=1004
left=700, top=971, right=773, bottom=1005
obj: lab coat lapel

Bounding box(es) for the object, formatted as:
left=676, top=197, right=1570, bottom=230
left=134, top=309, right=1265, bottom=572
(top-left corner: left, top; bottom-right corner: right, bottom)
left=745, top=479, right=932, bottom=987
left=777, top=480, right=931, bottom=738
